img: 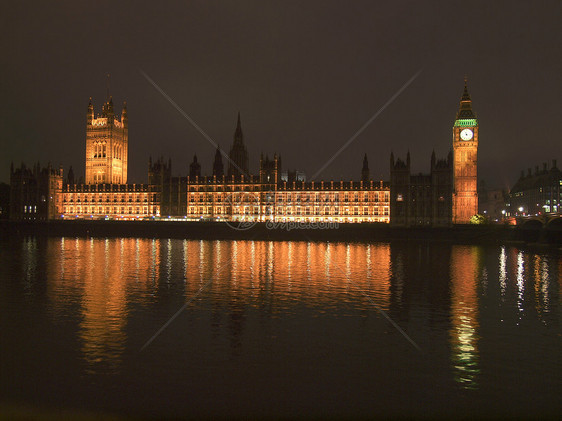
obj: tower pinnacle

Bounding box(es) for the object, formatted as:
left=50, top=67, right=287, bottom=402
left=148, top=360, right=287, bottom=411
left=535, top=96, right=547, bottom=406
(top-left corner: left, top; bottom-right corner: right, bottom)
left=228, top=112, right=249, bottom=177
left=457, top=77, right=475, bottom=119
left=234, top=111, right=243, bottom=143
left=361, top=153, right=370, bottom=182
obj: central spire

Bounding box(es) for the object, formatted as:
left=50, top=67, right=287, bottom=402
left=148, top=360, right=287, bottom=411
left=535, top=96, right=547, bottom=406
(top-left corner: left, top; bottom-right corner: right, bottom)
left=228, top=112, right=249, bottom=177
left=361, top=153, right=370, bottom=182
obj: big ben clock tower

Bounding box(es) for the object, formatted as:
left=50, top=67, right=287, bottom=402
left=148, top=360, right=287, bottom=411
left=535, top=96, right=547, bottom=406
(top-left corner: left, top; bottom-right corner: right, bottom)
left=452, top=78, right=478, bottom=224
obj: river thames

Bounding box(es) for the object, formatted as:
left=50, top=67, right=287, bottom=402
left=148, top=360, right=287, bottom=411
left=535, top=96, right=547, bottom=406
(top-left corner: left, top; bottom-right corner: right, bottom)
left=1, top=236, right=561, bottom=419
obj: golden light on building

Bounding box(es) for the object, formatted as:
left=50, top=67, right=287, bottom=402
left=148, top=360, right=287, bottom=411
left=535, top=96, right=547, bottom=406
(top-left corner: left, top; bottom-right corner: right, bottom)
left=85, top=97, right=128, bottom=185
left=452, top=78, right=479, bottom=223
left=184, top=178, right=390, bottom=224
left=61, top=183, right=160, bottom=220
left=11, top=82, right=481, bottom=224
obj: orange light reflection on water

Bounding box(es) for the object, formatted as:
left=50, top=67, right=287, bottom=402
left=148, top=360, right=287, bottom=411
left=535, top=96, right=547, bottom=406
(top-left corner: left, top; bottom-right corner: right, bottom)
left=449, top=245, right=482, bottom=389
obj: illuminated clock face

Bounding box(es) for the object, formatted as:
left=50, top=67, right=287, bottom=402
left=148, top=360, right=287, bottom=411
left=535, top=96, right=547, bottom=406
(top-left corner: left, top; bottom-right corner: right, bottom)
left=460, top=128, right=474, bottom=141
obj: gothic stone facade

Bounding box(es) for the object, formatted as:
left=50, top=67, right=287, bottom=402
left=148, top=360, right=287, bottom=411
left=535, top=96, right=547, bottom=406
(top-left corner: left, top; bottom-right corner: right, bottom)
left=452, top=80, right=479, bottom=223
left=390, top=151, right=453, bottom=226
left=13, top=82, right=481, bottom=223
left=390, top=79, right=478, bottom=226
left=85, top=97, right=128, bottom=185
left=9, top=162, right=63, bottom=220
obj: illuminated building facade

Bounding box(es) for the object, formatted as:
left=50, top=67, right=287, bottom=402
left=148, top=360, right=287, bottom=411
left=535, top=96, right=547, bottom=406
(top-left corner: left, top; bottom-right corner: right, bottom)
left=157, top=119, right=390, bottom=223
left=13, top=83, right=494, bottom=224
left=58, top=106, right=390, bottom=222
left=183, top=176, right=390, bottom=223
left=85, top=97, right=128, bottom=185
left=506, top=160, right=561, bottom=216
left=60, top=96, right=157, bottom=220
left=61, top=183, right=160, bottom=219
left=452, top=79, right=479, bottom=223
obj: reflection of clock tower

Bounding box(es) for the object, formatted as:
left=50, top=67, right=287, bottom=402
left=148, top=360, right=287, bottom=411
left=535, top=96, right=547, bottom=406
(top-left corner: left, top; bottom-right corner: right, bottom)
left=452, top=78, right=478, bottom=224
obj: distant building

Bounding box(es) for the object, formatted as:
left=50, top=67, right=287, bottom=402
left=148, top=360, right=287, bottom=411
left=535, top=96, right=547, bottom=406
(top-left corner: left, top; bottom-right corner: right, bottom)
left=9, top=162, right=63, bottom=220
left=478, top=181, right=507, bottom=222
left=506, top=160, right=561, bottom=217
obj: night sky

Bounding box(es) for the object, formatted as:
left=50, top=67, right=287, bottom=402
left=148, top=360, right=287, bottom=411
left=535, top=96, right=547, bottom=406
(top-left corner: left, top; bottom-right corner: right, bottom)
left=2, top=1, right=561, bottom=189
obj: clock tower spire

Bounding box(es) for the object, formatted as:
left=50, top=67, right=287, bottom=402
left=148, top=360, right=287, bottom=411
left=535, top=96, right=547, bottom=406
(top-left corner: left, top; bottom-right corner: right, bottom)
left=452, top=77, right=479, bottom=223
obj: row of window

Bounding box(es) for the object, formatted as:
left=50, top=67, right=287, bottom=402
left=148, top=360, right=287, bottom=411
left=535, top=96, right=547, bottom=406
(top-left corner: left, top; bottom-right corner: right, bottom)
left=91, top=173, right=122, bottom=184
left=187, top=185, right=383, bottom=192
left=64, top=206, right=155, bottom=215
left=187, top=206, right=389, bottom=216
left=64, top=197, right=148, bottom=203
left=64, top=194, right=152, bottom=202
left=188, top=192, right=390, bottom=203
left=92, top=142, right=123, bottom=160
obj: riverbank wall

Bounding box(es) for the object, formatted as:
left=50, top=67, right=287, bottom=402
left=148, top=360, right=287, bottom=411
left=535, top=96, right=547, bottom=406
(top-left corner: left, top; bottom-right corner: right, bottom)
left=1, top=220, right=561, bottom=245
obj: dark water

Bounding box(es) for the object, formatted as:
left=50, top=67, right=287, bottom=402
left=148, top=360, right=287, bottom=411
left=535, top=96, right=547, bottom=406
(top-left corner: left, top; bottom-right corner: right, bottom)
left=0, top=237, right=561, bottom=419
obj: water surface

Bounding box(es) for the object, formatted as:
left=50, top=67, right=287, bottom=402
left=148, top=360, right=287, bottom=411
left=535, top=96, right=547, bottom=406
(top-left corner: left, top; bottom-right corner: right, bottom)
left=0, top=237, right=560, bottom=418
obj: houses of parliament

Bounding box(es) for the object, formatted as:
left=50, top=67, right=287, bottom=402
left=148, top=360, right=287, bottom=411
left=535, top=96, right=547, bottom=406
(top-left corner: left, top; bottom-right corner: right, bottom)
left=8, top=80, right=480, bottom=226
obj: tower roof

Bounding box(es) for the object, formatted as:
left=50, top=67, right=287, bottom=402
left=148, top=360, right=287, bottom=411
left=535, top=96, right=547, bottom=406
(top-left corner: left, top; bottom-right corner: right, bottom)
left=456, top=77, right=475, bottom=119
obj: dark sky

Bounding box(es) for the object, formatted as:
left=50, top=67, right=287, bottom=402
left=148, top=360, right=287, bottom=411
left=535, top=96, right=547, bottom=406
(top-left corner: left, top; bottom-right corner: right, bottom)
left=2, top=1, right=561, bottom=189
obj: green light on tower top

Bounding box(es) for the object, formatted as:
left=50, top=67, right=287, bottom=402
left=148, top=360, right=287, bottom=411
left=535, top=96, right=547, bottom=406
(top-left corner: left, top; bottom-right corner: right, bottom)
left=454, top=118, right=478, bottom=127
